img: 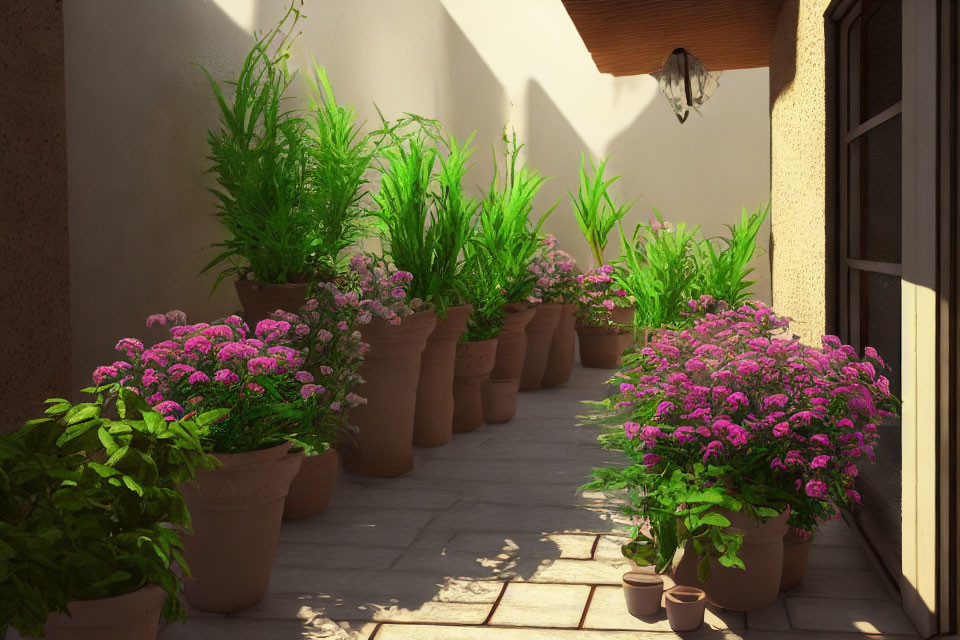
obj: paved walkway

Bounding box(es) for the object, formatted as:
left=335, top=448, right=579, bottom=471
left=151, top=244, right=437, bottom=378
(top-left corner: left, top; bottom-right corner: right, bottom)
left=161, top=365, right=920, bottom=640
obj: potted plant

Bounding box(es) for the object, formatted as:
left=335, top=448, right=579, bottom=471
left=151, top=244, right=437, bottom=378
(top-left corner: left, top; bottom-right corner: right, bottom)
left=269, top=282, right=368, bottom=520
left=567, top=152, right=635, bottom=368
left=372, top=122, right=475, bottom=448
left=98, top=311, right=319, bottom=612
left=0, top=387, right=218, bottom=639
left=474, top=131, right=556, bottom=422
left=339, top=253, right=436, bottom=477
left=452, top=244, right=504, bottom=432
left=521, top=234, right=579, bottom=390
left=199, top=6, right=315, bottom=321
left=584, top=299, right=898, bottom=611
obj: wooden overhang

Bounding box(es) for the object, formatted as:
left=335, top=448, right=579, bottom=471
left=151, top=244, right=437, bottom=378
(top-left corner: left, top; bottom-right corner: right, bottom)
left=561, top=0, right=784, bottom=76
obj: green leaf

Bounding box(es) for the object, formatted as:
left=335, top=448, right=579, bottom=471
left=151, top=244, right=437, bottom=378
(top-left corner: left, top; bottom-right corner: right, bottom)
left=698, top=513, right=732, bottom=528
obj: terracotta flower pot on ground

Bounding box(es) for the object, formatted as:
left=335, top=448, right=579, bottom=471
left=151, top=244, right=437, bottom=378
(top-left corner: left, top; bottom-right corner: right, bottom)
left=413, top=305, right=472, bottom=447
left=541, top=303, right=577, bottom=388
left=665, top=586, right=706, bottom=632
left=519, top=303, right=563, bottom=391
left=344, top=311, right=437, bottom=477
left=43, top=584, right=164, bottom=640
left=180, top=444, right=303, bottom=613
left=576, top=305, right=635, bottom=369
left=622, top=570, right=664, bottom=618
left=673, top=508, right=790, bottom=611
left=452, top=338, right=498, bottom=433
left=780, top=528, right=814, bottom=591
left=234, top=279, right=309, bottom=324
left=283, top=448, right=339, bottom=520
left=481, top=378, right=521, bottom=424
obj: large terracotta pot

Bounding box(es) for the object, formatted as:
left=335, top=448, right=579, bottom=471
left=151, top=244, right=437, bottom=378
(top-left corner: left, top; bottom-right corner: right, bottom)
left=541, top=303, right=577, bottom=388
left=481, top=378, right=521, bottom=423
left=43, top=584, right=164, bottom=640
left=780, top=528, right=813, bottom=591
left=489, top=303, right=537, bottom=380
left=452, top=338, right=498, bottom=433
left=234, top=279, right=309, bottom=324
left=576, top=305, right=635, bottom=369
left=180, top=444, right=303, bottom=613
left=673, top=507, right=790, bottom=611
left=344, top=311, right=437, bottom=477
left=413, top=305, right=472, bottom=447
left=283, top=448, right=339, bottom=520
left=519, top=303, right=563, bottom=391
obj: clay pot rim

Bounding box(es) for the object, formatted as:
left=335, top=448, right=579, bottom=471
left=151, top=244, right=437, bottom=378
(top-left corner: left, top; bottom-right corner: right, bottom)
left=503, top=301, right=537, bottom=312
left=666, top=586, right=706, bottom=604
left=46, top=583, right=165, bottom=625
left=234, top=279, right=311, bottom=291
left=429, top=304, right=473, bottom=339
left=622, top=571, right=664, bottom=588
left=214, top=442, right=295, bottom=466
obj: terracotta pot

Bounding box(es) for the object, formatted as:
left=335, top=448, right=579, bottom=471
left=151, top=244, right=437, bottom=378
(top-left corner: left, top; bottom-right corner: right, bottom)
left=622, top=570, right=663, bottom=618
left=180, top=444, right=303, bottom=613
left=541, top=303, right=577, bottom=388
left=452, top=338, right=498, bottom=433
left=489, top=303, right=537, bottom=380
left=673, top=507, right=790, bottom=611
left=413, top=305, right=472, bottom=447
left=344, top=311, right=437, bottom=477
left=576, top=306, right=636, bottom=369
left=234, top=279, right=308, bottom=324
left=665, top=586, right=706, bottom=632
left=519, top=303, right=563, bottom=391
left=780, top=528, right=814, bottom=591
left=481, top=378, right=520, bottom=424
left=283, top=448, right=339, bottom=520
left=43, top=584, right=164, bottom=640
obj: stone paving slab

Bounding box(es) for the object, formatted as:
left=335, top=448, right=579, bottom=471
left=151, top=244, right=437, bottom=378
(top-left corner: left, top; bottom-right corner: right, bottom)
left=488, top=582, right=591, bottom=628
left=786, top=596, right=918, bottom=635
left=583, top=584, right=745, bottom=632
left=374, top=624, right=748, bottom=639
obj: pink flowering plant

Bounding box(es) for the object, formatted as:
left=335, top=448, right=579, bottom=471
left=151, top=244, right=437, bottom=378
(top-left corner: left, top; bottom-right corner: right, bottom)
left=575, top=264, right=631, bottom=327
left=530, top=234, right=579, bottom=304
left=583, top=299, right=898, bottom=578
left=267, top=279, right=370, bottom=454
left=343, top=252, right=421, bottom=324
left=95, top=310, right=325, bottom=454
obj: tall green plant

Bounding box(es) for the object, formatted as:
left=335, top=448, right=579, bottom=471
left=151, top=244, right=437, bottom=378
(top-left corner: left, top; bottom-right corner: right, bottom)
left=691, top=205, right=767, bottom=306
left=474, top=131, right=558, bottom=303
left=569, top=152, right=635, bottom=268
left=460, top=242, right=506, bottom=341
left=200, top=4, right=316, bottom=291
left=304, top=64, right=377, bottom=276
left=615, top=209, right=700, bottom=329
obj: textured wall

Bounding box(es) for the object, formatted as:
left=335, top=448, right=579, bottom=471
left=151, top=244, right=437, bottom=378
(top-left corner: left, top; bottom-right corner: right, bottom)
left=0, top=0, right=71, bottom=432
left=63, top=0, right=771, bottom=390
left=769, top=0, right=832, bottom=342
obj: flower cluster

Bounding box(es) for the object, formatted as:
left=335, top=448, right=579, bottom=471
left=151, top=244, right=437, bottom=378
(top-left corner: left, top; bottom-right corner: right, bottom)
left=268, top=279, right=370, bottom=453
left=529, top=234, right=579, bottom=304
left=345, top=253, right=421, bottom=324
left=575, top=265, right=629, bottom=326
left=597, top=300, right=898, bottom=533
left=95, top=312, right=324, bottom=454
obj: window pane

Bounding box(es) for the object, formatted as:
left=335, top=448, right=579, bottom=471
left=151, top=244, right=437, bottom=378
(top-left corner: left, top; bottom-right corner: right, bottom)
left=850, top=115, right=902, bottom=262
left=846, top=15, right=861, bottom=129
left=862, top=0, right=902, bottom=121
left=862, top=269, right=901, bottom=396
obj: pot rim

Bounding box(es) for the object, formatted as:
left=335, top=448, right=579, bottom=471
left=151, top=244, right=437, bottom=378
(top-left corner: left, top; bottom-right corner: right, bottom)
left=666, top=585, right=706, bottom=604
left=622, top=571, right=664, bottom=588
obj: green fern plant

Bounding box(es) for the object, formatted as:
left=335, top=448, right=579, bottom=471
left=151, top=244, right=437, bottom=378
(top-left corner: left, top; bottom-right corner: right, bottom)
left=569, top=152, right=635, bottom=268
left=200, top=4, right=316, bottom=291
left=691, top=205, right=768, bottom=306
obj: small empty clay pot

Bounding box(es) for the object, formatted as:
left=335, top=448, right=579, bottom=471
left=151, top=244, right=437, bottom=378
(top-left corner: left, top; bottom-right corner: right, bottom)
left=622, top=570, right=663, bottom=618
left=665, top=586, right=706, bottom=632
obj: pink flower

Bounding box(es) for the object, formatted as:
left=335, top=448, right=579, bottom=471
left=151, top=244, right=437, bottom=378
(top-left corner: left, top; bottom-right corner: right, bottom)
left=167, top=364, right=196, bottom=381
left=92, top=365, right=118, bottom=384
left=804, top=480, right=828, bottom=498
left=295, top=371, right=315, bottom=383
left=623, top=421, right=641, bottom=439
left=201, top=325, right=233, bottom=340
left=142, top=368, right=160, bottom=386
left=810, top=434, right=831, bottom=447
left=115, top=338, right=144, bottom=357
left=772, top=421, right=790, bottom=438
left=146, top=313, right=167, bottom=328
left=246, top=382, right=265, bottom=394
left=345, top=392, right=366, bottom=405
left=330, top=401, right=342, bottom=411
left=188, top=371, right=210, bottom=385
left=845, top=489, right=862, bottom=504
left=213, top=369, right=239, bottom=384
left=642, top=453, right=661, bottom=467
left=247, top=357, right=278, bottom=375
left=224, top=315, right=244, bottom=326
left=300, top=384, right=326, bottom=399
left=153, top=400, right=183, bottom=416
left=390, top=287, right=407, bottom=299
left=810, top=455, right=831, bottom=469
left=318, top=329, right=333, bottom=343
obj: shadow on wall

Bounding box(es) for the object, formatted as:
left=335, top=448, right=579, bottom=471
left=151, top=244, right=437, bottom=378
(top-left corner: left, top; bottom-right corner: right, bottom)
left=65, top=1, right=258, bottom=394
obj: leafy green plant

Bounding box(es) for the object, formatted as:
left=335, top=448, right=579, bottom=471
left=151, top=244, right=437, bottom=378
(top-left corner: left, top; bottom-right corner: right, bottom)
left=0, top=387, right=219, bottom=637
left=691, top=205, right=767, bottom=307
left=569, top=152, right=635, bottom=268
left=200, top=3, right=317, bottom=291
left=460, top=242, right=506, bottom=341
left=474, top=131, right=558, bottom=304
left=615, top=210, right=700, bottom=329
left=304, top=63, right=378, bottom=277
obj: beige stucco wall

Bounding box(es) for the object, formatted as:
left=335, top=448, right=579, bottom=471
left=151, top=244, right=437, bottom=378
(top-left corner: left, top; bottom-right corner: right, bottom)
left=63, top=0, right=771, bottom=390
left=769, top=0, right=833, bottom=342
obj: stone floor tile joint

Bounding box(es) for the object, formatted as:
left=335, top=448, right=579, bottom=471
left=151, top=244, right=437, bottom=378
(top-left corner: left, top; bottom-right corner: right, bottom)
left=481, top=580, right=509, bottom=625
left=578, top=584, right=597, bottom=629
